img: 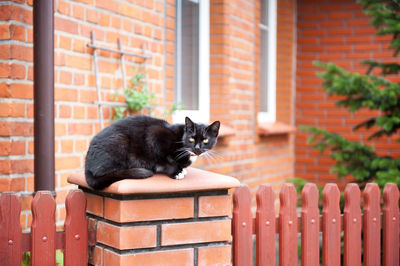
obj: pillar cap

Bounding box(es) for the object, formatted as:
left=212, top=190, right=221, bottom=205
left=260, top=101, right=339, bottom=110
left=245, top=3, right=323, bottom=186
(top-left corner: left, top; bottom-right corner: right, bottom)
left=68, top=167, right=240, bottom=195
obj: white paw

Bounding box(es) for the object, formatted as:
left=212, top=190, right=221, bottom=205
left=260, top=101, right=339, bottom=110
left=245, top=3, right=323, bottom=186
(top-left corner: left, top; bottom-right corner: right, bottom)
left=182, top=168, right=187, bottom=175
left=189, top=155, right=198, bottom=163
left=175, top=171, right=185, bottom=180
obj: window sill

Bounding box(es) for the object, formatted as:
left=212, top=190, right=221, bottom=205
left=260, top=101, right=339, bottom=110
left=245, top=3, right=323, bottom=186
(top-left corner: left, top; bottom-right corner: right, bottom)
left=258, top=121, right=296, bottom=136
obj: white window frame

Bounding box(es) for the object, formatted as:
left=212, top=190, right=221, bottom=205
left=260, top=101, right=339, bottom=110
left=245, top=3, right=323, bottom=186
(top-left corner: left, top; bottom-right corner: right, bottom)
left=257, top=0, right=277, bottom=123
left=173, top=0, right=210, bottom=124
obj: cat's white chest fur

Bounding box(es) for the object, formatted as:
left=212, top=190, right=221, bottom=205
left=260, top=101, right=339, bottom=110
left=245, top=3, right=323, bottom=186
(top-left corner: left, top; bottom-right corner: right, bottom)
left=189, top=155, right=198, bottom=163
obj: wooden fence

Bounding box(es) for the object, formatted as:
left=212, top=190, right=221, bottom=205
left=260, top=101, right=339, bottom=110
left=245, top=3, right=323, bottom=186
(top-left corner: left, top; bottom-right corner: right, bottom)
left=232, top=183, right=400, bottom=266
left=1, top=183, right=399, bottom=265
left=0, top=190, right=94, bottom=266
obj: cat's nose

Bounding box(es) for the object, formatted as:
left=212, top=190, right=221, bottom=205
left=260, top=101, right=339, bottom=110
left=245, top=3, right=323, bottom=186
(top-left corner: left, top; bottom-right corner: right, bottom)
left=194, top=148, right=201, bottom=155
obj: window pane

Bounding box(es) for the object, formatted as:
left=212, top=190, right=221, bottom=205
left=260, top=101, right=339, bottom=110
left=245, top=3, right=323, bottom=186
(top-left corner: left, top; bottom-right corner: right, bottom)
left=260, top=0, right=268, bottom=26
left=259, top=28, right=268, bottom=112
left=180, top=0, right=199, bottom=110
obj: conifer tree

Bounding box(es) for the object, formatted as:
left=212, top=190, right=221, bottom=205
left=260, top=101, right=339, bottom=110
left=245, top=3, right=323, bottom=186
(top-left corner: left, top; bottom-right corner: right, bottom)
left=303, top=0, right=400, bottom=188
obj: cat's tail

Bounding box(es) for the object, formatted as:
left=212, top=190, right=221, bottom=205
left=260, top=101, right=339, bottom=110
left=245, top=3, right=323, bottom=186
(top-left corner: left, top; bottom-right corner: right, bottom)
left=85, top=168, right=154, bottom=190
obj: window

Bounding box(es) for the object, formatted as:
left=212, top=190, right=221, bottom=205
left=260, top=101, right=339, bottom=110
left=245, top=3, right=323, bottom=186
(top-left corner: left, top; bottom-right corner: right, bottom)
left=258, top=0, right=277, bottom=123
left=174, top=0, right=210, bottom=123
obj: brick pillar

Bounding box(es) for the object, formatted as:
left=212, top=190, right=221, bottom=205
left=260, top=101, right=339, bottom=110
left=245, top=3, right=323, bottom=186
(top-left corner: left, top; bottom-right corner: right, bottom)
left=68, top=167, right=240, bottom=266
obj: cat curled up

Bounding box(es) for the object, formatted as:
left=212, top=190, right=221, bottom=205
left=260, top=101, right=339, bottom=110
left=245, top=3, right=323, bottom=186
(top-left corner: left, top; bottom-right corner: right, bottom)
left=85, top=115, right=220, bottom=190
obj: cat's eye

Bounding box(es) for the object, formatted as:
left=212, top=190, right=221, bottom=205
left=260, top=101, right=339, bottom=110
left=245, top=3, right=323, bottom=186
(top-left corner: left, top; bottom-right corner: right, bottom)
left=203, top=139, right=209, bottom=144
left=189, top=137, right=195, bottom=142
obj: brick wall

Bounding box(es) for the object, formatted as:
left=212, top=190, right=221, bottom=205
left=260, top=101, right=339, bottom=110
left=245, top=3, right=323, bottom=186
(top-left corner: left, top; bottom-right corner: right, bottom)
left=86, top=189, right=232, bottom=266
left=295, top=0, right=395, bottom=187
left=1, top=0, right=297, bottom=230
left=207, top=0, right=296, bottom=197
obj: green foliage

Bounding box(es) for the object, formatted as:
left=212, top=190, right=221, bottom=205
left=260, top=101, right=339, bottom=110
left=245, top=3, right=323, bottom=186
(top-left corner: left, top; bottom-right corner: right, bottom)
left=22, top=250, right=63, bottom=266
left=113, top=69, right=155, bottom=120
left=302, top=0, right=400, bottom=188
left=113, top=68, right=183, bottom=121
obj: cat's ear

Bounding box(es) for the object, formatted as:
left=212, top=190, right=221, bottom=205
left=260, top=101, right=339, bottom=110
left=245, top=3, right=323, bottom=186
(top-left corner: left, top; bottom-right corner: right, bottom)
left=185, top=117, right=195, bottom=132
left=207, top=121, right=220, bottom=137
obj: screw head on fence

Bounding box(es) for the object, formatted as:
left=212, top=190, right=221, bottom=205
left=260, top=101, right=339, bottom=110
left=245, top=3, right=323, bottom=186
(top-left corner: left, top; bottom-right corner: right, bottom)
left=74, top=234, right=80, bottom=240
left=8, top=240, right=13, bottom=245
left=42, top=236, right=47, bottom=242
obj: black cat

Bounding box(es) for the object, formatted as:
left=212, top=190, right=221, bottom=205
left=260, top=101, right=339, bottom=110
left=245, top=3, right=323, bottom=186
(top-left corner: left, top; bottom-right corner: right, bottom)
left=85, top=115, right=220, bottom=189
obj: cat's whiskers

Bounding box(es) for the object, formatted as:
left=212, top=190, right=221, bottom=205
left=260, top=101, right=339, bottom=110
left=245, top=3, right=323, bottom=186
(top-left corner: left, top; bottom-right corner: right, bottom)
left=207, top=150, right=223, bottom=158
left=202, top=151, right=218, bottom=164
left=206, top=150, right=223, bottom=161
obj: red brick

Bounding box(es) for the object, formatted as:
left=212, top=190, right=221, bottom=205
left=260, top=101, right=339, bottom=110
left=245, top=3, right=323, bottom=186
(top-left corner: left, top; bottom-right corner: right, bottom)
left=198, top=245, right=231, bottom=266
left=58, top=0, right=71, bottom=16
left=10, top=141, right=25, bottom=155
left=10, top=159, right=33, bottom=174
left=55, top=156, right=81, bottom=170
left=55, top=87, right=78, bottom=101
left=55, top=17, right=79, bottom=34
left=10, top=83, right=33, bottom=99
left=72, top=4, right=84, bottom=20
left=0, top=141, right=11, bottom=156
left=198, top=195, right=231, bottom=217
left=105, top=197, right=194, bottom=223
left=0, top=63, right=10, bottom=78
left=66, top=54, right=91, bottom=70
left=0, top=178, right=11, bottom=192
left=161, top=220, right=231, bottom=246
left=59, top=105, right=72, bottom=118
left=75, top=139, right=88, bottom=152
left=0, top=160, right=11, bottom=175
left=97, top=222, right=157, bottom=249
left=68, top=123, right=92, bottom=135
left=11, top=122, right=33, bottom=137
left=0, top=24, right=11, bottom=40
left=104, top=248, right=194, bottom=266
left=61, top=139, right=73, bottom=153
left=10, top=177, right=25, bottom=191
left=85, top=193, right=104, bottom=217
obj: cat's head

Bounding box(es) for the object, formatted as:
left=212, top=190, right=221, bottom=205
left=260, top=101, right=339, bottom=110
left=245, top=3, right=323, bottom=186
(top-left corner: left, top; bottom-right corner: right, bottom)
left=182, top=117, right=220, bottom=156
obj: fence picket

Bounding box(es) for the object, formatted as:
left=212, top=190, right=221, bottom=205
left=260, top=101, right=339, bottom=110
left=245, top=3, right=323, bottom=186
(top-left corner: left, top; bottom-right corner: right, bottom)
left=232, top=185, right=253, bottom=266
left=322, top=183, right=341, bottom=266
left=256, top=184, right=276, bottom=266
left=0, top=192, right=22, bottom=265
left=31, top=191, right=56, bottom=266
left=301, top=183, right=319, bottom=266
left=279, top=183, right=298, bottom=266
left=343, top=183, right=361, bottom=266
left=363, top=183, right=381, bottom=266
left=64, top=190, right=88, bottom=266
left=382, top=183, right=399, bottom=266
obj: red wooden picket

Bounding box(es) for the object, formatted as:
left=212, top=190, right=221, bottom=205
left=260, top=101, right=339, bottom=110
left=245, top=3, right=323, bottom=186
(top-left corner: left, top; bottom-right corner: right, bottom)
left=0, top=192, right=22, bottom=265
left=64, top=190, right=88, bottom=266
left=232, top=185, right=253, bottom=266
left=322, top=183, right=341, bottom=266
left=279, top=183, right=298, bottom=266
left=343, top=183, right=361, bottom=266
left=256, top=184, right=276, bottom=266
left=363, top=183, right=381, bottom=266
left=31, top=191, right=56, bottom=266
left=301, top=183, right=319, bottom=266
left=382, top=183, right=399, bottom=266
